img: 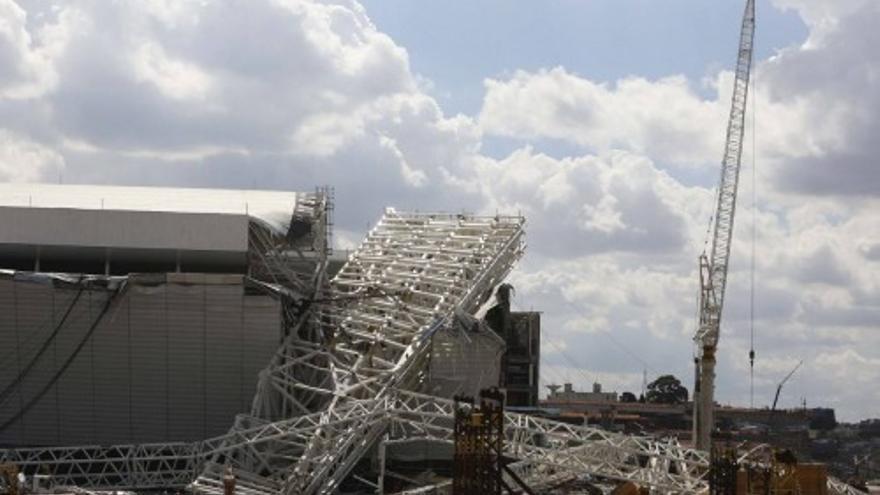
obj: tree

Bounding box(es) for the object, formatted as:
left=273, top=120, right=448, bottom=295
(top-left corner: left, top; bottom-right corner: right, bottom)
left=620, top=392, right=638, bottom=403
left=646, top=375, right=688, bottom=405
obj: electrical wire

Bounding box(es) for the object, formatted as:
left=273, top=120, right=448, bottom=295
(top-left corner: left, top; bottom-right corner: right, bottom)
left=560, top=299, right=657, bottom=375
left=511, top=297, right=594, bottom=389
left=512, top=259, right=656, bottom=394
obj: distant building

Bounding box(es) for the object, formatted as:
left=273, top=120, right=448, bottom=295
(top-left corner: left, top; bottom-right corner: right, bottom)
left=479, top=284, right=541, bottom=408
left=541, top=385, right=689, bottom=433
left=504, top=311, right=540, bottom=407
left=548, top=382, right=618, bottom=403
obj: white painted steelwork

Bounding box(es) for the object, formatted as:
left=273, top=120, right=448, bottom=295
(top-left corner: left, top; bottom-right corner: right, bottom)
left=191, top=209, right=526, bottom=495
left=1, top=395, right=860, bottom=494
left=0, top=208, right=861, bottom=495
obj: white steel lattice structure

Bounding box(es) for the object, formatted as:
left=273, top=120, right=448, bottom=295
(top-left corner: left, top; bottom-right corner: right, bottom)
left=386, top=391, right=711, bottom=494
left=1, top=392, right=862, bottom=495
left=193, top=210, right=528, bottom=495
left=0, top=208, right=862, bottom=495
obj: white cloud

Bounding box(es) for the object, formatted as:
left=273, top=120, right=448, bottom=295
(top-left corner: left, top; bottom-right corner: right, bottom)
left=0, top=129, right=64, bottom=181
left=132, top=40, right=212, bottom=101
left=0, top=0, right=877, bottom=421
left=479, top=67, right=727, bottom=167
left=0, top=0, right=69, bottom=99
left=0, top=0, right=482, bottom=226
left=771, top=0, right=872, bottom=37
left=474, top=148, right=710, bottom=258
left=759, top=2, right=880, bottom=197
left=292, top=111, right=366, bottom=157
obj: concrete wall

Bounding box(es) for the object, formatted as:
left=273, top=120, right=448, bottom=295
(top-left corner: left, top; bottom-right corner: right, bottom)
left=0, top=273, right=281, bottom=447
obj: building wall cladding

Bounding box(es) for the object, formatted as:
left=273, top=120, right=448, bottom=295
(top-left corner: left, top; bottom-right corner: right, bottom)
left=0, top=206, right=249, bottom=253
left=0, top=273, right=281, bottom=447
left=505, top=311, right=540, bottom=407
left=426, top=326, right=504, bottom=400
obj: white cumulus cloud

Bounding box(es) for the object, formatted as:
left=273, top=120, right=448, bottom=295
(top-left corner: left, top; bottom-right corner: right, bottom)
left=479, top=67, right=727, bottom=167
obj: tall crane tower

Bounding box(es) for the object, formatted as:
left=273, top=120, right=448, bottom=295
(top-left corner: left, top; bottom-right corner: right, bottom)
left=692, top=0, right=756, bottom=451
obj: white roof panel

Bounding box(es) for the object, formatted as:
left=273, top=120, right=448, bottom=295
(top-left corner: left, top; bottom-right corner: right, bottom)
left=0, top=183, right=299, bottom=234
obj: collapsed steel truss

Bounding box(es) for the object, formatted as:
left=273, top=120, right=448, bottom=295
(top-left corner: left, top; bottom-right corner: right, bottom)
left=192, top=210, right=528, bottom=495
left=0, top=392, right=708, bottom=493
left=1, top=392, right=861, bottom=495
left=0, top=209, right=862, bottom=495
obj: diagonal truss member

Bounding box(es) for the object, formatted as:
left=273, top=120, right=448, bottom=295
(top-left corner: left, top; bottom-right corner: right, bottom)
left=2, top=393, right=863, bottom=495
left=192, top=209, right=526, bottom=495
left=0, top=209, right=864, bottom=495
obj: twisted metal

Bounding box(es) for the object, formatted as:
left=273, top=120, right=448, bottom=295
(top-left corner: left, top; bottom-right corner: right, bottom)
left=0, top=206, right=861, bottom=495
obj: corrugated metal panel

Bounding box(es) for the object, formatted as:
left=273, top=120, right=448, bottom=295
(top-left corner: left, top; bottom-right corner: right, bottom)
left=129, top=284, right=168, bottom=443
left=243, top=294, right=282, bottom=413
left=167, top=282, right=207, bottom=442
left=57, top=288, right=111, bottom=445
left=205, top=284, right=245, bottom=433
left=427, top=328, right=503, bottom=400
left=14, top=279, right=58, bottom=446
left=91, top=289, right=131, bottom=446
left=0, top=278, right=24, bottom=445
left=0, top=275, right=283, bottom=447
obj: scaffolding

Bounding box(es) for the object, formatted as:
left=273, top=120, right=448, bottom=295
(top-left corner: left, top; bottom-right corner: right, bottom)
left=452, top=389, right=505, bottom=495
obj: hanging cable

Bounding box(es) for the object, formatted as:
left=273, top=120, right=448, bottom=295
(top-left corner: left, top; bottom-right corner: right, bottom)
left=0, top=283, right=122, bottom=433
left=512, top=297, right=594, bottom=389
left=0, top=278, right=87, bottom=376
left=560, top=299, right=657, bottom=376
left=0, top=278, right=85, bottom=407
left=749, top=46, right=758, bottom=409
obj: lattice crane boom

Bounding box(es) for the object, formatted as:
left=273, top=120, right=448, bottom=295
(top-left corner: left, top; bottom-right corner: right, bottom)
left=693, top=0, right=755, bottom=452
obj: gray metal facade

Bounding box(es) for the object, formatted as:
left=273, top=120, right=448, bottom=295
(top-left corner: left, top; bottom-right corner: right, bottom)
left=0, top=272, right=282, bottom=447
left=505, top=311, right=540, bottom=407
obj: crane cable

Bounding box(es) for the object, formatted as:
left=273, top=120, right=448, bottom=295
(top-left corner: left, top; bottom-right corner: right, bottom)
left=749, top=44, right=758, bottom=409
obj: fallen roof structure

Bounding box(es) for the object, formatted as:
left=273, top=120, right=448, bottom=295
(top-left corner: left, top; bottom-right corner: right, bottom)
left=0, top=206, right=862, bottom=495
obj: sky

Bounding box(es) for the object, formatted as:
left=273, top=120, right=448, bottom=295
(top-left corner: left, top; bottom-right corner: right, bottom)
left=1, top=0, right=878, bottom=421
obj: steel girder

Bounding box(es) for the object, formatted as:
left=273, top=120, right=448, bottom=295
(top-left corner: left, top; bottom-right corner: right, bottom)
left=0, top=443, right=202, bottom=489
left=192, top=210, right=527, bottom=495
left=0, top=390, right=862, bottom=495
left=0, top=208, right=861, bottom=495
left=387, top=391, right=710, bottom=494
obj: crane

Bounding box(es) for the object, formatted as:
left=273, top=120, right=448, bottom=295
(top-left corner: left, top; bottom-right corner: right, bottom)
left=771, top=360, right=803, bottom=412
left=692, top=0, right=756, bottom=452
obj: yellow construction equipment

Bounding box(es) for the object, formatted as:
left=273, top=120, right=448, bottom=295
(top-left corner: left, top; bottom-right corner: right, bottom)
left=0, top=464, right=20, bottom=495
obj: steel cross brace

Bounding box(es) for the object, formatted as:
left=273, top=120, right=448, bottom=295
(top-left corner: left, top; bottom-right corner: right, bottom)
left=5, top=399, right=859, bottom=495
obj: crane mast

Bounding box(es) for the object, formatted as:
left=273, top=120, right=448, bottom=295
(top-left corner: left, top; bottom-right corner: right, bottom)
left=692, top=0, right=755, bottom=451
